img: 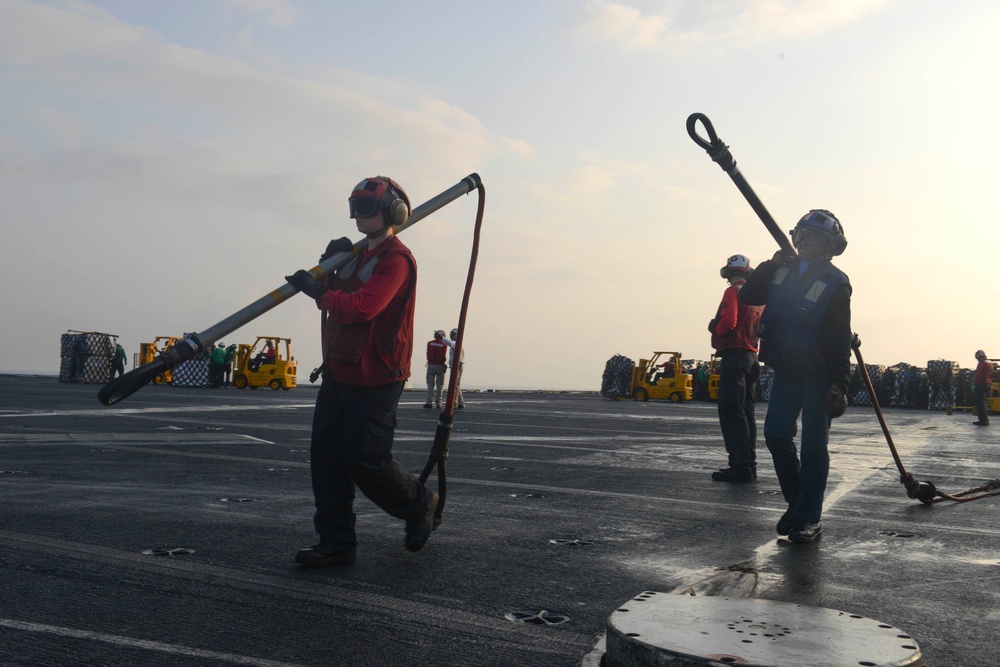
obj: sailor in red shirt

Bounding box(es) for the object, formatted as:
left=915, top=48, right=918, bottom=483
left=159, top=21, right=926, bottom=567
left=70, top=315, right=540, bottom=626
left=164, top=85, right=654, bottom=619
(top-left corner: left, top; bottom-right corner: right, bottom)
left=286, top=176, right=437, bottom=566
left=709, top=254, right=764, bottom=483
left=973, top=350, right=992, bottom=426
left=424, top=330, right=448, bottom=408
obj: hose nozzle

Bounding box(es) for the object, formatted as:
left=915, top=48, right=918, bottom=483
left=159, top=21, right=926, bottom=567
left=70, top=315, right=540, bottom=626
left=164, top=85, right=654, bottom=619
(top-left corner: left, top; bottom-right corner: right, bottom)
left=903, top=474, right=938, bottom=505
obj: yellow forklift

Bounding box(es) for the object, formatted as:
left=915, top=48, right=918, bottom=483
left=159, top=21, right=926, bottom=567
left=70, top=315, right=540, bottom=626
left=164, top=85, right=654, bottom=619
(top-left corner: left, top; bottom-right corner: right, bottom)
left=707, top=354, right=721, bottom=401
left=136, top=336, right=181, bottom=384
left=232, top=337, right=297, bottom=390
left=630, top=351, right=693, bottom=402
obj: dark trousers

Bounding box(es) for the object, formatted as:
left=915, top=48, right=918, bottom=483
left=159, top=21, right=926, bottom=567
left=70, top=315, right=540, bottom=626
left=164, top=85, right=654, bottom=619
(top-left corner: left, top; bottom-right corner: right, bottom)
left=717, top=349, right=759, bottom=471
left=109, top=360, right=125, bottom=380
left=975, top=385, right=990, bottom=423
left=209, top=362, right=225, bottom=387
left=310, top=379, right=428, bottom=546
left=764, top=369, right=831, bottom=521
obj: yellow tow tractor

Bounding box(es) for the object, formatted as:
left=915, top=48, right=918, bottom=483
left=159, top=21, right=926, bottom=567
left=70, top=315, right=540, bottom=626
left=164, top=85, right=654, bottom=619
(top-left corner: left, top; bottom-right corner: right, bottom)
left=630, top=351, right=693, bottom=402
left=232, top=337, right=297, bottom=390
left=136, top=336, right=181, bottom=384
left=708, top=354, right=721, bottom=401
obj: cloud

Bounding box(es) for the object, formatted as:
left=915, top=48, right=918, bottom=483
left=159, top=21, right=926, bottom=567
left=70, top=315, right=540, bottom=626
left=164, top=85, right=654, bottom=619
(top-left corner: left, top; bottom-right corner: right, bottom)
left=217, top=0, right=298, bottom=27
left=573, top=0, right=900, bottom=51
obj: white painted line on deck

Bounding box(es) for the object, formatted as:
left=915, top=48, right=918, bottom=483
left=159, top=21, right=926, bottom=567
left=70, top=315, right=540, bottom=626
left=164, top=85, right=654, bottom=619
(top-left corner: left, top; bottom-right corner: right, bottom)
left=0, top=618, right=306, bottom=667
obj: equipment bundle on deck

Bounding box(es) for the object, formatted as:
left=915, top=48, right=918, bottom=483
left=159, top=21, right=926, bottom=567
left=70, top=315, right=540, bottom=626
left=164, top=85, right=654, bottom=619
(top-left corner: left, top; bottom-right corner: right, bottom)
left=59, top=331, right=116, bottom=384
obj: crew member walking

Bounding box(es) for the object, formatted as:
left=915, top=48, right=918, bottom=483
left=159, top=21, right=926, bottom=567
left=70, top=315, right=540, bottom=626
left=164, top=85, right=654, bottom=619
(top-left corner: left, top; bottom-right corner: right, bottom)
left=709, top=254, right=763, bottom=483
left=740, top=210, right=852, bottom=543
left=285, top=176, right=437, bottom=566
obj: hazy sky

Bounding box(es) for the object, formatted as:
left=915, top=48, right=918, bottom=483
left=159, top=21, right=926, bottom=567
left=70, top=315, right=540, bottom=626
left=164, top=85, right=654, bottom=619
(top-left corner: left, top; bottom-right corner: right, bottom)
left=2, top=0, right=998, bottom=391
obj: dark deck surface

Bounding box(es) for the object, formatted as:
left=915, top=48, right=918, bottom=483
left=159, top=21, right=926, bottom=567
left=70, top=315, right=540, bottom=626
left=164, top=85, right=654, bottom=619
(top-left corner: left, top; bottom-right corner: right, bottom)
left=2, top=375, right=998, bottom=666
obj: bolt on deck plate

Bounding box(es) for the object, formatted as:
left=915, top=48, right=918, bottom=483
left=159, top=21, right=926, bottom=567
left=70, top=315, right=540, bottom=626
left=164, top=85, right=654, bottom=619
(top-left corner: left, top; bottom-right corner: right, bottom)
left=606, top=592, right=921, bottom=667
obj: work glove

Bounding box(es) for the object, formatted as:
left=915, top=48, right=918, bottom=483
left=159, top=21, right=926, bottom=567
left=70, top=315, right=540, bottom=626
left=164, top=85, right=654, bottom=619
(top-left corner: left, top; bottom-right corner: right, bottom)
left=827, top=384, right=847, bottom=418
left=320, top=236, right=354, bottom=263
left=285, top=269, right=327, bottom=300
left=770, top=248, right=796, bottom=265
left=707, top=318, right=719, bottom=333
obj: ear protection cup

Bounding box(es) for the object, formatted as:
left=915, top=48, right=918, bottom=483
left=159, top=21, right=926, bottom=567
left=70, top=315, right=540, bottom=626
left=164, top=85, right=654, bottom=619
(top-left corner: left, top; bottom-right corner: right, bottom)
left=797, top=209, right=848, bottom=257
left=376, top=176, right=410, bottom=227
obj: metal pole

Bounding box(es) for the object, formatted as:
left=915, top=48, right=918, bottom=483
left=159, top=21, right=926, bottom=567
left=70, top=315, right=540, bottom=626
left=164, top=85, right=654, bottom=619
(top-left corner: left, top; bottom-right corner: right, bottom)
left=686, top=113, right=794, bottom=253
left=99, top=173, right=483, bottom=405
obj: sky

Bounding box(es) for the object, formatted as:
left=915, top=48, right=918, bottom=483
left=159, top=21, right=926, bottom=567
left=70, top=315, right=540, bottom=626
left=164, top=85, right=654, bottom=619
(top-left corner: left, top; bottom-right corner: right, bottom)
left=1, top=0, right=998, bottom=392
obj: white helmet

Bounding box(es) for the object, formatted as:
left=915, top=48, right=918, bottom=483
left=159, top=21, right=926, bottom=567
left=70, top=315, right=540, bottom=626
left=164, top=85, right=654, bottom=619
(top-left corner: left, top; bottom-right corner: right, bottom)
left=434, top=330, right=445, bottom=339
left=720, top=254, right=752, bottom=280
left=450, top=328, right=459, bottom=337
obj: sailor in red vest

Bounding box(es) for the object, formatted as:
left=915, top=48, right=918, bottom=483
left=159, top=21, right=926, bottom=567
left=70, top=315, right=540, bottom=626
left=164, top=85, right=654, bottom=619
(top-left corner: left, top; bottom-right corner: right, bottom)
left=424, top=330, right=448, bottom=408
left=709, top=254, right=763, bottom=484
left=285, top=176, right=437, bottom=566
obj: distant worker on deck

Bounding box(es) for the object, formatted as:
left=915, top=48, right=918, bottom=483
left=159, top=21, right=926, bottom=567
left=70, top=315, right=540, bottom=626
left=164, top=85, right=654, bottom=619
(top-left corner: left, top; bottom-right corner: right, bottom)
left=740, top=210, right=852, bottom=544
left=443, top=327, right=465, bottom=409
left=209, top=342, right=227, bottom=388
left=973, top=349, right=992, bottom=426
left=708, top=254, right=763, bottom=484
left=223, top=344, right=237, bottom=387
left=110, top=341, right=128, bottom=381
left=424, top=330, right=448, bottom=409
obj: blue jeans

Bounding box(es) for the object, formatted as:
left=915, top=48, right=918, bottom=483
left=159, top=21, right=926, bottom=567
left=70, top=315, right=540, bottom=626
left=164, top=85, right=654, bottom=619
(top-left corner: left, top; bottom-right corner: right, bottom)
left=309, top=379, right=429, bottom=546
left=764, top=369, right=831, bottom=521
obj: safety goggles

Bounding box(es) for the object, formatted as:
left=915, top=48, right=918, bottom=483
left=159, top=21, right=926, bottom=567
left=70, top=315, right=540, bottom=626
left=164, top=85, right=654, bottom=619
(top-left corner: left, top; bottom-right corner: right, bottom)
left=791, top=226, right=829, bottom=246
left=349, top=196, right=382, bottom=219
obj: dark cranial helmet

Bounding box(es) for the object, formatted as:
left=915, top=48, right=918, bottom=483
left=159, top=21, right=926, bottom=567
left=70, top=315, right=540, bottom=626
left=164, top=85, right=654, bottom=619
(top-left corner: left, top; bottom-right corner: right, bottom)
left=791, top=209, right=847, bottom=257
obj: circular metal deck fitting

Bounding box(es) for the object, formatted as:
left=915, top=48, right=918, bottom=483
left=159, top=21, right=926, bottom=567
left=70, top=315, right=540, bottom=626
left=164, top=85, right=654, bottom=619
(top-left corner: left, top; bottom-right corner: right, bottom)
left=549, top=538, right=595, bottom=547
left=606, top=592, right=921, bottom=667
left=143, top=547, right=196, bottom=557
left=505, top=609, right=570, bottom=625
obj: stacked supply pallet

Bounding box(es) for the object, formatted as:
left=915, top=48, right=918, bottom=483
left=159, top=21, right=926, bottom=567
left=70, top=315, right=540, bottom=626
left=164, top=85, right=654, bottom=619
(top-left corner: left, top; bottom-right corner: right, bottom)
left=171, top=334, right=209, bottom=388
left=927, top=360, right=957, bottom=410
left=59, top=331, right=115, bottom=384
left=851, top=364, right=887, bottom=407
left=601, top=354, right=634, bottom=399
left=886, top=363, right=929, bottom=409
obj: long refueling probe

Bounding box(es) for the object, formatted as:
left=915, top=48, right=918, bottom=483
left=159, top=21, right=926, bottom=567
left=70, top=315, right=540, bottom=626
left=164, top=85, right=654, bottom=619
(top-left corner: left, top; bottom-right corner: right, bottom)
left=98, top=173, right=486, bottom=525
left=686, top=112, right=1000, bottom=505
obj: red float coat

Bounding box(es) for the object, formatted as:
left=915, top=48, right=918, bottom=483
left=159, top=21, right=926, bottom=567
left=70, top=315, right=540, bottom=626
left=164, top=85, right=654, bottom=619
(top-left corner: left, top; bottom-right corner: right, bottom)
left=316, top=234, right=416, bottom=387
left=427, top=338, right=448, bottom=365
left=974, top=359, right=993, bottom=387
left=711, top=281, right=763, bottom=353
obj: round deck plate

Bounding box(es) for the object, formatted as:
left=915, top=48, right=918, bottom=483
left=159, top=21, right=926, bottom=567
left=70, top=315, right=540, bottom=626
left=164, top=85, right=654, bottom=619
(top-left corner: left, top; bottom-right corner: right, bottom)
left=607, top=592, right=921, bottom=667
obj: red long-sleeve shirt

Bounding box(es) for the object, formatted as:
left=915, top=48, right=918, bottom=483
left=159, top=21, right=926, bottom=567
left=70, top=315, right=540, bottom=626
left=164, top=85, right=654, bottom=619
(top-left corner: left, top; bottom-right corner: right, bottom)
left=317, top=235, right=416, bottom=387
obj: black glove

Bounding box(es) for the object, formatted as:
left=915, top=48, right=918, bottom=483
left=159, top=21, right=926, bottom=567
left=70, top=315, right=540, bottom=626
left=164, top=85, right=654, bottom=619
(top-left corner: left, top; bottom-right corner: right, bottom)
left=707, top=318, right=719, bottom=333
left=770, top=248, right=796, bottom=265
left=285, top=269, right=327, bottom=300
left=320, top=237, right=354, bottom=262
left=827, top=384, right=847, bottom=418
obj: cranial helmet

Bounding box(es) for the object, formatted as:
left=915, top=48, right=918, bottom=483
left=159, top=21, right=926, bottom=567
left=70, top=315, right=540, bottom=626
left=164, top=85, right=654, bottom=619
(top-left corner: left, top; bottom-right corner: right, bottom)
left=790, top=209, right=847, bottom=257
left=720, top=254, right=752, bottom=280
left=434, top=330, right=445, bottom=339
left=348, top=176, right=411, bottom=227
left=450, top=328, right=459, bottom=338
left=976, top=349, right=987, bottom=360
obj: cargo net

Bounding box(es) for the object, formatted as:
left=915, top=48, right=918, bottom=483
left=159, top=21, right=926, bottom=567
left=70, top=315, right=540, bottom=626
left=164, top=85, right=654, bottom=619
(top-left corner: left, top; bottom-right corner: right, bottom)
left=59, top=331, right=116, bottom=384
left=171, top=334, right=209, bottom=388
left=758, top=366, right=774, bottom=402
left=601, top=354, right=634, bottom=399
